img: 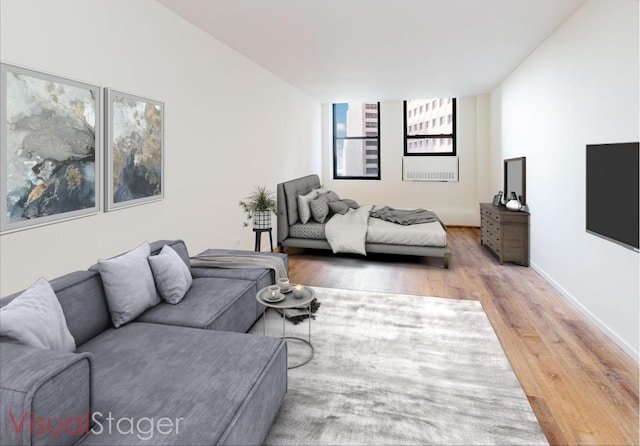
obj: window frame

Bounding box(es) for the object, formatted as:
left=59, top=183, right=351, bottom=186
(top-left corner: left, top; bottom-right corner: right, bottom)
left=333, top=102, right=381, bottom=180
left=403, top=98, right=456, bottom=156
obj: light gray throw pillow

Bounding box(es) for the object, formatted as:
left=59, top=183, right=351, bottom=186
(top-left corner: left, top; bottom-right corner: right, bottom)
left=297, top=189, right=318, bottom=224
left=98, top=241, right=160, bottom=328
left=0, top=277, right=75, bottom=352
left=148, top=244, right=193, bottom=304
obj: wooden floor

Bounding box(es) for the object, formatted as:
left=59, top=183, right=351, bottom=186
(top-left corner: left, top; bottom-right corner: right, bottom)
left=284, top=226, right=639, bottom=446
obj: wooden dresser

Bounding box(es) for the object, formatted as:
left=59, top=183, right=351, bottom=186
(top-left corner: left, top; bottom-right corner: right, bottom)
left=479, top=203, right=529, bottom=266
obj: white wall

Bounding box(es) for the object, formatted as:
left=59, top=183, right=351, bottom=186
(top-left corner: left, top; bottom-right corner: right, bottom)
left=320, top=96, right=492, bottom=226
left=0, top=0, right=321, bottom=295
left=490, top=0, right=639, bottom=359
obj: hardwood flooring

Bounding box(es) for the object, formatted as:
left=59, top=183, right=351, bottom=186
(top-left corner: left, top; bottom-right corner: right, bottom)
left=284, top=226, right=639, bottom=445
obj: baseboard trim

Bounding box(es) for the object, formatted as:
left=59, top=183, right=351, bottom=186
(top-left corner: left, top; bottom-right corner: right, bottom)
left=530, top=261, right=639, bottom=364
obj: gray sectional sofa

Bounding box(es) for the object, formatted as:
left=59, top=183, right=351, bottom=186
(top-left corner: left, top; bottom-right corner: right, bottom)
left=0, top=240, right=288, bottom=446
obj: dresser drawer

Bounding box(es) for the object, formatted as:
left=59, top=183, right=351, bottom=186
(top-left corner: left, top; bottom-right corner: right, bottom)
left=500, top=212, right=528, bottom=224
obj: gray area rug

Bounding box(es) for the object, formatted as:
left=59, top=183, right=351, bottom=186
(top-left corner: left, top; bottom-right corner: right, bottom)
left=251, top=287, right=548, bottom=445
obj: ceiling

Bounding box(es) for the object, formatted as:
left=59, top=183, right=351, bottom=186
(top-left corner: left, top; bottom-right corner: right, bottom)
left=156, top=0, right=586, bottom=103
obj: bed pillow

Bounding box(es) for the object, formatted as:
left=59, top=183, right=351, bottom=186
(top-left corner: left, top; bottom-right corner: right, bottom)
left=343, top=199, right=360, bottom=209
left=313, top=185, right=329, bottom=195
left=148, top=244, right=193, bottom=304
left=297, top=189, right=319, bottom=224
left=329, top=198, right=359, bottom=214
left=322, top=190, right=341, bottom=203
left=98, top=241, right=161, bottom=328
left=0, top=277, right=76, bottom=352
left=328, top=200, right=350, bottom=215
left=310, top=196, right=331, bottom=223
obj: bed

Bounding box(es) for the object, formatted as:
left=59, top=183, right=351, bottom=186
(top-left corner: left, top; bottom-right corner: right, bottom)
left=276, top=174, right=451, bottom=268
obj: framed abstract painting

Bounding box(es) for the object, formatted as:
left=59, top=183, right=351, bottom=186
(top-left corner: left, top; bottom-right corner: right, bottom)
left=105, top=89, right=164, bottom=211
left=0, top=63, right=101, bottom=233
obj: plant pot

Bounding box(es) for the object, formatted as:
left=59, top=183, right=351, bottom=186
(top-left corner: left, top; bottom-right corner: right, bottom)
left=253, top=210, right=271, bottom=229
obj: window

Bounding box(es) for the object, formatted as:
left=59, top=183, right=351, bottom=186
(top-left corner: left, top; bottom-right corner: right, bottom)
left=404, top=98, right=456, bottom=155
left=333, top=102, right=380, bottom=179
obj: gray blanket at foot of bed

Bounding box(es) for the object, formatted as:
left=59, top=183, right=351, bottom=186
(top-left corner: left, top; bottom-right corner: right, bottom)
left=370, top=206, right=440, bottom=225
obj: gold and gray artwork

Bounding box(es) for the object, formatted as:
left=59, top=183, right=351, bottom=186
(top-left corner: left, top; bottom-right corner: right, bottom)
left=5, top=71, right=97, bottom=223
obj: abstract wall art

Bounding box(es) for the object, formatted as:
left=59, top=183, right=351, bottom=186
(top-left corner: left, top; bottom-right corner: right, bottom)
left=105, top=89, right=164, bottom=211
left=0, top=63, right=101, bottom=233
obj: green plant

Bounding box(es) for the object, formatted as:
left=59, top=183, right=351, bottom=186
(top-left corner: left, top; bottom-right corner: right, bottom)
left=239, top=185, right=277, bottom=227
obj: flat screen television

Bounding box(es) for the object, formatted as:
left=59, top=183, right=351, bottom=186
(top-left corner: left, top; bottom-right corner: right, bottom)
left=586, top=142, right=639, bottom=252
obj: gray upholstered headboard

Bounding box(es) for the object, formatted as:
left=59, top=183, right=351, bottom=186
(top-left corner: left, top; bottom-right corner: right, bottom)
left=277, top=174, right=322, bottom=245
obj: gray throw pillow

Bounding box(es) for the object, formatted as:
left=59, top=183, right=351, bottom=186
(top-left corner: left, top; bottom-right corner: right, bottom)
left=343, top=198, right=360, bottom=209
left=322, top=191, right=340, bottom=203
left=310, top=196, right=330, bottom=223
left=313, top=185, right=329, bottom=195
left=297, top=189, right=318, bottom=224
left=328, top=200, right=350, bottom=215
left=0, top=277, right=75, bottom=352
left=98, top=241, right=160, bottom=328
left=148, top=245, right=193, bottom=304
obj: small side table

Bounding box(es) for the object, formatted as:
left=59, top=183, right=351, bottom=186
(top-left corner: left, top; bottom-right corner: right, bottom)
left=256, top=286, right=315, bottom=369
left=253, top=228, right=273, bottom=252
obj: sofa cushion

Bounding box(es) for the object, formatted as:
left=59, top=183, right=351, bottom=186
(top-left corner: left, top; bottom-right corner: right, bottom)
left=191, top=249, right=288, bottom=319
left=98, top=242, right=160, bottom=328
left=148, top=239, right=190, bottom=267
left=148, top=245, right=193, bottom=304
left=2, top=271, right=113, bottom=347
left=0, top=278, right=75, bottom=352
left=135, top=277, right=257, bottom=333
left=75, top=322, right=287, bottom=446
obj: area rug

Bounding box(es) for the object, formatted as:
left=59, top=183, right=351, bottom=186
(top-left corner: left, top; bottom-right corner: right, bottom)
left=251, top=287, right=548, bottom=445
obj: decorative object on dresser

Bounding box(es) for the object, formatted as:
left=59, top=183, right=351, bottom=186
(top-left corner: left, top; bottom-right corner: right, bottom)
left=506, top=192, right=523, bottom=211
left=480, top=203, right=529, bottom=266
left=492, top=191, right=503, bottom=207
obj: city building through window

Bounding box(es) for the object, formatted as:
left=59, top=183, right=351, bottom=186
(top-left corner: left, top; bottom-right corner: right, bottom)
left=404, top=98, right=456, bottom=155
left=333, top=102, right=380, bottom=179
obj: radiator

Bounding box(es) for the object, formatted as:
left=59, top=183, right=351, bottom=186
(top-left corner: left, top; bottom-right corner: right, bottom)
left=402, top=156, right=459, bottom=182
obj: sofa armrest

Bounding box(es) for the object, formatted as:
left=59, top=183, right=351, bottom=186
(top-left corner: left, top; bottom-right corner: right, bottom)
left=0, top=343, right=93, bottom=446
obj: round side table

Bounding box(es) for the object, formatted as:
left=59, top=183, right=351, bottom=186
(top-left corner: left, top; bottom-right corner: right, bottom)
left=256, top=286, right=315, bottom=369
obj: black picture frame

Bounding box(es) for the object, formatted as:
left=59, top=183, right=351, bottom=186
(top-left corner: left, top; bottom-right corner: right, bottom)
left=492, top=191, right=503, bottom=207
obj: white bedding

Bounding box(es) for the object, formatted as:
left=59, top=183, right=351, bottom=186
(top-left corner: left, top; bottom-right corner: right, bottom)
left=325, top=205, right=373, bottom=255
left=324, top=204, right=447, bottom=253
left=366, top=217, right=447, bottom=247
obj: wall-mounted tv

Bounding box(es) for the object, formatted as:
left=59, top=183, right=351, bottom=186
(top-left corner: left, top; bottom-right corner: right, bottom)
left=586, top=142, right=639, bottom=252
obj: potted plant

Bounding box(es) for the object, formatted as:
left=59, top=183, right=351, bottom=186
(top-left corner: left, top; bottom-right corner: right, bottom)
left=239, top=185, right=277, bottom=229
